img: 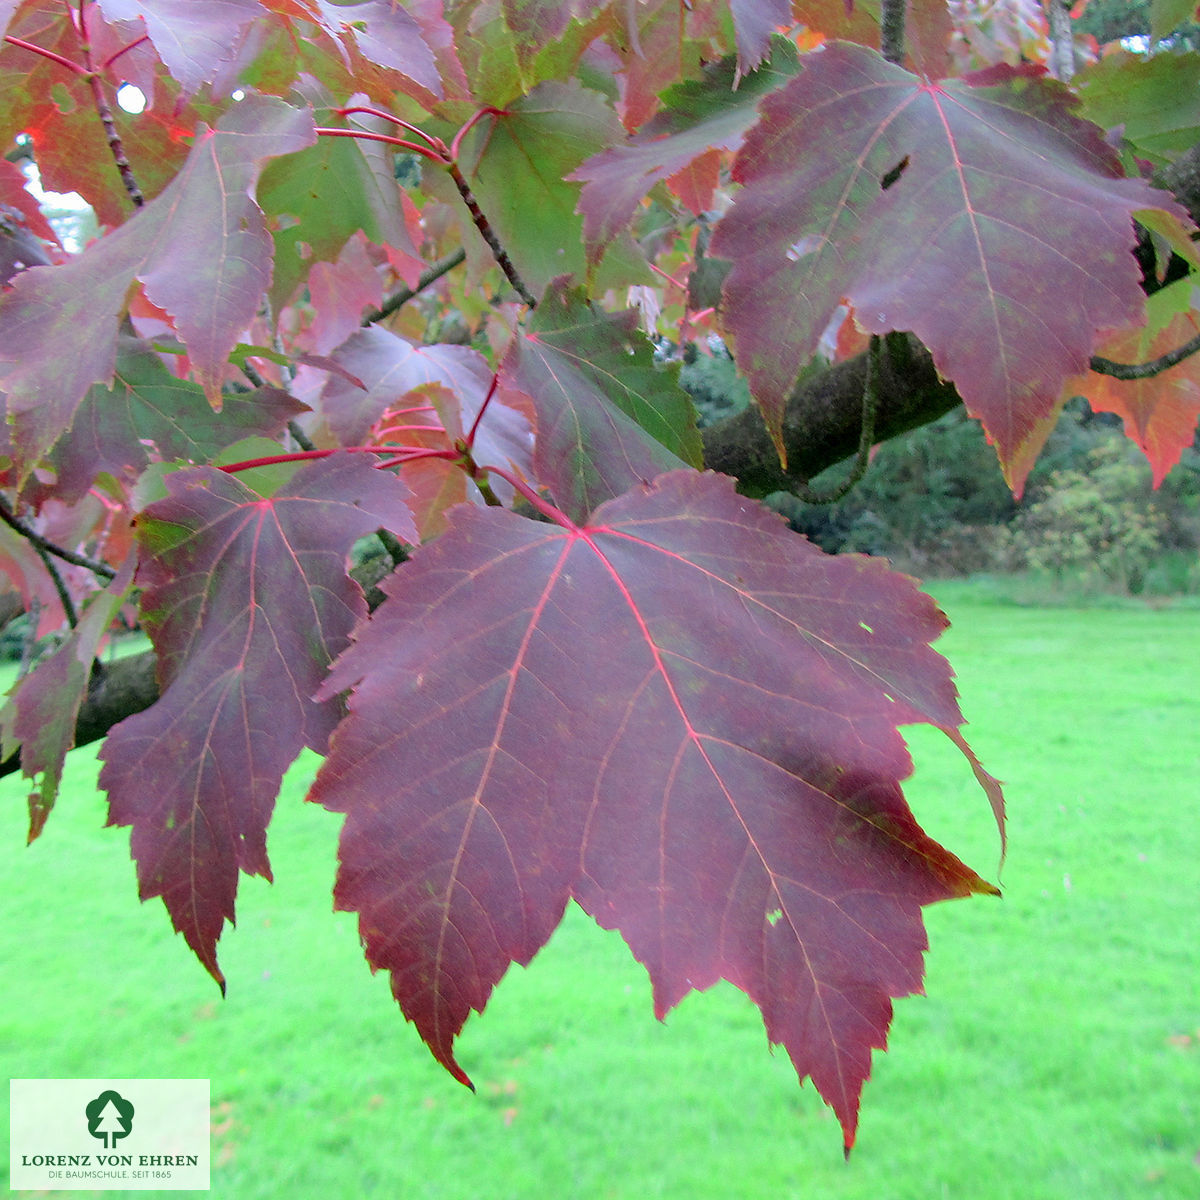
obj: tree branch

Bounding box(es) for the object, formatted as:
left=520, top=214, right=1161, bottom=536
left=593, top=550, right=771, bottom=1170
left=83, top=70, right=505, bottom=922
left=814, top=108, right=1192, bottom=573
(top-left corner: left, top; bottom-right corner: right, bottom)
left=363, top=248, right=468, bottom=324
left=0, top=535, right=410, bottom=781
left=77, top=8, right=145, bottom=210
left=1044, top=0, right=1076, bottom=81
left=791, top=334, right=883, bottom=503
left=0, top=495, right=117, bottom=580
left=445, top=161, right=538, bottom=306
left=880, top=0, right=907, bottom=64
left=31, top=541, right=78, bottom=629
left=1154, top=141, right=1200, bottom=230
left=701, top=335, right=962, bottom=496
left=0, top=648, right=160, bottom=780
left=1090, top=329, right=1200, bottom=379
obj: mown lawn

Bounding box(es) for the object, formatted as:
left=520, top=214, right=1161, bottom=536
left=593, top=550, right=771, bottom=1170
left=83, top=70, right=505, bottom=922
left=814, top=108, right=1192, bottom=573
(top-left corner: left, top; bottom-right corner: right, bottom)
left=3, top=586, right=1198, bottom=1199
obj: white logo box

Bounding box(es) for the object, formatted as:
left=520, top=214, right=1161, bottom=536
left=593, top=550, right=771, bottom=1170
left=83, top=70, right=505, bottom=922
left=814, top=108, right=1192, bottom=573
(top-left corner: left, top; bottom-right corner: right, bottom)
left=10, top=1079, right=209, bottom=1191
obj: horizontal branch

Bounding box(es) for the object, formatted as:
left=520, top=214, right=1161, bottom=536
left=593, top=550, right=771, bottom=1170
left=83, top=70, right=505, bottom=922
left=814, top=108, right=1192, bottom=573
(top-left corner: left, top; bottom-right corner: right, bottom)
left=701, top=335, right=962, bottom=496
left=363, top=248, right=467, bottom=325
left=0, top=647, right=160, bottom=781
left=0, top=495, right=117, bottom=580
left=1090, top=328, right=1200, bottom=380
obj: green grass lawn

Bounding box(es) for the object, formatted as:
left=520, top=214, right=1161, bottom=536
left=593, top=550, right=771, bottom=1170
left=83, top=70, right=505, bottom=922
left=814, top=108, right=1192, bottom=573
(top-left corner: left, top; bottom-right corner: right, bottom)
left=3, top=585, right=1198, bottom=1199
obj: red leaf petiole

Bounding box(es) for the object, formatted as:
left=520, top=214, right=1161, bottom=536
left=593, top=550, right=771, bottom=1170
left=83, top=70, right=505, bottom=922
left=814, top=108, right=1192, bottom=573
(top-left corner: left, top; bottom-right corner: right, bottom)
left=464, top=373, right=500, bottom=449
left=3, top=35, right=87, bottom=75
left=475, top=463, right=576, bottom=530
left=449, top=106, right=508, bottom=163
left=313, top=128, right=449, bottom=164
left=100, top=33, right=151, bottom=72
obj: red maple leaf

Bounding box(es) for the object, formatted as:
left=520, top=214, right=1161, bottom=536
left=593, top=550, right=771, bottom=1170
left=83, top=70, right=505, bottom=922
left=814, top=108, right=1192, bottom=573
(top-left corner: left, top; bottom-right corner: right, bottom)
left=310, top=470, right=1000, bottom=1150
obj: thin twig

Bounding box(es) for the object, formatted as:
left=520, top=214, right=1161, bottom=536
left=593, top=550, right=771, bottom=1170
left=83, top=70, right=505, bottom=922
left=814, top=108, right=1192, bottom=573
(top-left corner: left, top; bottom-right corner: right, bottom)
left=363, top=248, right=468, bottom=324
left=240, top=360, right=267, bottom=388
left=446, top=161, right=538, bottom=307
left=18, top=597, right=41, bottom=678
left=287, top=420, right=317, bottom=452
left=76, top=5, right=144, bottom=208
left=0, top=495, right=118, bottom=580
left=792, top=335, right=882, bottom=504
left=880, top=0, right=907, bottom=64
left=1090, top=329, right=1200, bottom=379
left=31, top=541, right=78, bottom=629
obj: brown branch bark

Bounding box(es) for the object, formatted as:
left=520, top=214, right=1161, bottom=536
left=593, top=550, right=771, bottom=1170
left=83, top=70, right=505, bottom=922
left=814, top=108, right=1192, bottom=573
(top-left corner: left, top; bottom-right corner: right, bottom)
left=702, top=335, right=962, bottom=496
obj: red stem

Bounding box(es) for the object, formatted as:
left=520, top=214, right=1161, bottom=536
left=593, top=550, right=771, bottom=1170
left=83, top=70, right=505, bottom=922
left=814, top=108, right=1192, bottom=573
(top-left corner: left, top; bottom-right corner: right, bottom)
left=217, top=445, right=462, bottom=474
left=449, top=106, right=508, bottom=163
left=314, top=127, right=449, bottom=164
left=3, top=35, right=87, bottom=75
left=333, top=106, right=448, bottom=154
left=465, top=373, right=500, bottom=448
left=385, top=405, right=439, bottom=416
left=100, top=33, right=151, bottom=72
left=649, top=262, right=688, bottom=291
left=478, top=465, right=576, bottom=530
left=219, top=447, right=372, bottom=474
left=372, top=424, right=447, bottom=438
left=375, top=448, right=461, bottom=469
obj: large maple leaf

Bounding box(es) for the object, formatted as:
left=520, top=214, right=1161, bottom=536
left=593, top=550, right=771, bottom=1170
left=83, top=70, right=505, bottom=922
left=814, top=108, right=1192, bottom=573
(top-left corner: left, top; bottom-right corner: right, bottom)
left=711, top=43, right=1190, bottom=492
left=309, top=470, right=999, bottom=1149
left=98, top=454, right=416, bottom=987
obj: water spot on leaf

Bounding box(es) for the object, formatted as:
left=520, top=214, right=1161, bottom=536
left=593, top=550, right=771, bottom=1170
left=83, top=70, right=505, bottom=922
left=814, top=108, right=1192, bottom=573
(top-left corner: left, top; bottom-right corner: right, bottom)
left=786, top=234, right=823, bottom=262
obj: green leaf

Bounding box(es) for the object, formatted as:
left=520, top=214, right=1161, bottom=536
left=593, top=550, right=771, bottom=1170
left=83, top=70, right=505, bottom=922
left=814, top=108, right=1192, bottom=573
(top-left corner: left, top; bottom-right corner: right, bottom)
left=1151, top=0, right=1198, bottom=41
left=1077, top=50, right=1200, bottom=165
left=457, top=79, right=647, bottom=296
left=498, top=280, right=701, bottom=521
left=259, top=104, right=423, bottom=310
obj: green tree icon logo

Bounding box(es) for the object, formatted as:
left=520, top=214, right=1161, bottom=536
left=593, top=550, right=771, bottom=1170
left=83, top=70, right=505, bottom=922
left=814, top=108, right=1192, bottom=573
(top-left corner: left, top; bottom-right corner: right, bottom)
left=85, top=1090, right=135, bottom=1149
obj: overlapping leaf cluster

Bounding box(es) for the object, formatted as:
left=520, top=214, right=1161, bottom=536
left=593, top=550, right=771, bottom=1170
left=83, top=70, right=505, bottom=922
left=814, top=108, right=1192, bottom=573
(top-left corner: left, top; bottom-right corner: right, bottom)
left=0, top=0, right=1194, bottom=1149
